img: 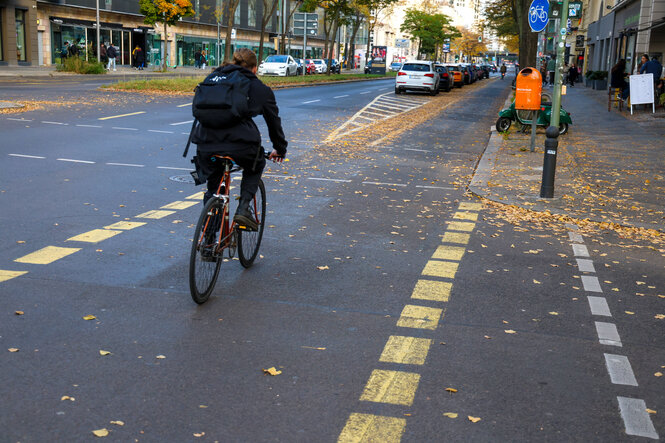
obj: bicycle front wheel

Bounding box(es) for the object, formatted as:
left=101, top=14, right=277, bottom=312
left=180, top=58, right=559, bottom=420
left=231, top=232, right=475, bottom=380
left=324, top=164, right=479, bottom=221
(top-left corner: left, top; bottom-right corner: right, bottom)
left=237, top=179, right=266, bottom=268
left=189, top=198, right=225, bottom=304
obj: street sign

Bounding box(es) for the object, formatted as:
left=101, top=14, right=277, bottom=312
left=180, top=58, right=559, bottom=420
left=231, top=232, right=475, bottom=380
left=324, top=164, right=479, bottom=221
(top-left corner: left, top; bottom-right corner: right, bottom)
left=442, top=43, right=450, bottom=53
left=568, top=1, right=582, bottom=16
left=395, top=38, right=409, bottom=48
left=293, top=12, right=318, bottom=36
left=528, top=0, right=549, bottom=32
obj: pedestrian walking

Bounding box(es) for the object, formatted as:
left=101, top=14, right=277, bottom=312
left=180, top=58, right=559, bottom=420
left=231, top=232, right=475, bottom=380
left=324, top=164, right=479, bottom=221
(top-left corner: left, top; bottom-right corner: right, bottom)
left=201, top=50, right=207, bottom=70
left=568, top=63, right=578, bottom=86
left=611, top=59, right=630, bottom=100
left=194, top=49, right=202, bottom=69
left=136, top=46, right=145, bottom=70
left=106, top=43, right=117, bottom=71
left=546, top=56, right=556, bottom=86
left=132, top=45, right=141, bottom=69
left=500, top=63, right=507, bottom=79
left=68, top=41, right=80, bottom=58
left=100, top=43, right=107, bottom=65
left=562, top=62, right=570, bottom=86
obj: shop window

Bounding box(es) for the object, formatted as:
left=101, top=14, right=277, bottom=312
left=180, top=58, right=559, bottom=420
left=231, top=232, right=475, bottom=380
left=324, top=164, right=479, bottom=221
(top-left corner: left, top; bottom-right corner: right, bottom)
left=234, top=3, right=242, bottom=25
left=248, top=0, right=257, bottom=28
left=0, top=9, right=4, bottom=61
left=15, top=9, right=27, bottom=61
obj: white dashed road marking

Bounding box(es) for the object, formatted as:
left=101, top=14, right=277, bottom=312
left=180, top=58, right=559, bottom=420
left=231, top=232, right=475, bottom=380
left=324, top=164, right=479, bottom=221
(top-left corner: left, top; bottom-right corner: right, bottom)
left=307, top=177, right=352, bottom=183
left=303, top=99, right=321, bottom=104
left=595, top=322, right=622, bottom=346
left=170, top=120, right=194, bottom=126
left=7, top=117, right=33, bottom=121
left=581, top=275, right=602, bottom=292
left=334, top=95, right=349, bottom=98
left=148, top=129, right=175, bottom=134
left=106, top=162, right=145, bottom=167
left=617, top=397, right=659, bottom=439
left=57, top=158, right=95, bottom=164
left=76, top=124, right=103, bottom=128
left=576, top=258, right=596, bottom=273
left=604, top=354, right=638, bottom=386
left=9, top=154, right=45, bottom=159
left=42, top=121, right=68, bottom=125
left=362, top=181, right=407, bottom=187
left=587, top=296, right=612, bottom=317
left=112, top=127, right=139, bottom=131
left=572, top=244, right=590, bottom=257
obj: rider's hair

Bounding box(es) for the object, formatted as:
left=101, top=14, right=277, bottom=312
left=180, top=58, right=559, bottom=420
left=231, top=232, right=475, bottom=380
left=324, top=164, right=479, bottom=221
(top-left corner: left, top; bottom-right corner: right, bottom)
left=230, top=48, right=258, bottom=69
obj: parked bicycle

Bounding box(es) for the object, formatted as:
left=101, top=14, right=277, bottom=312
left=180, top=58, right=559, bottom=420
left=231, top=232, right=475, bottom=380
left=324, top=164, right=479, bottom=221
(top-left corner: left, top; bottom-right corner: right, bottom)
left=189, top=152, right=270, bottom=304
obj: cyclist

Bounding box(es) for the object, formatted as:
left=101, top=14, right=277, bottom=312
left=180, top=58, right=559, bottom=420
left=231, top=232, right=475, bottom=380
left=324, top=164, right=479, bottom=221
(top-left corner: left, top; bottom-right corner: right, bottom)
left=192, top=48, right=287, bottom=231
left=500, top=63, right=507, bottom=79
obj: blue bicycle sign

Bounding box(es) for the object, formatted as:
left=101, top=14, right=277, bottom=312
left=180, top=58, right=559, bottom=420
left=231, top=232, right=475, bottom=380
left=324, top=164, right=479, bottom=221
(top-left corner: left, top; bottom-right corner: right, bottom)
left=528, top=0, right=549, bottom=32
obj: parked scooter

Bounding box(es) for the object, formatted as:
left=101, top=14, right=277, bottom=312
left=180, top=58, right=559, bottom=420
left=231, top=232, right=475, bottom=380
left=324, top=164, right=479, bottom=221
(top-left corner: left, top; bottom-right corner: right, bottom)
left=496, top=98, right=572, bottom=134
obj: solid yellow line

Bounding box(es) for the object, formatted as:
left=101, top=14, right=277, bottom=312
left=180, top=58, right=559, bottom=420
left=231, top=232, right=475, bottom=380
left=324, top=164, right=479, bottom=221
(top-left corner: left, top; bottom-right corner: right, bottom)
left=0, top=270, right=28, bottom=283
left=412, top=279, right=452, bottom=302
left=379, top=335, right=432, bottom=365
left=15, top=246, right=81, bottom=265
left=360, top=369, right=420, bottom=406
left=160, top=200, right=199, bottom=210
left=135, top=210, right=176, bottom=219
left=104, top=221, right=147, bottom=230
left=396, top=305, right=443, bottom=330
left=98, top=111, right=146, bottom=120
left=338, top=413, right=406, bottom=443
left=458, top=202, right=482, bottom=211
left=431, top=245, right=466, bottom=261
left=446, top=221, right=476, bottom=232
left=441, top=232, right=471, bottom=244
left=453, top=211, right=479, bottom=221
left=66, top=229, right=122, bottom=243
left=422, top=260, right=459, bottom=279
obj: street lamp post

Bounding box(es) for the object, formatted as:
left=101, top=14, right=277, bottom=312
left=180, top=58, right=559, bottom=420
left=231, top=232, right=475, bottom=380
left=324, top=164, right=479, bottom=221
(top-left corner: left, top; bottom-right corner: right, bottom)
left=96, top=0, right=100, bottom=62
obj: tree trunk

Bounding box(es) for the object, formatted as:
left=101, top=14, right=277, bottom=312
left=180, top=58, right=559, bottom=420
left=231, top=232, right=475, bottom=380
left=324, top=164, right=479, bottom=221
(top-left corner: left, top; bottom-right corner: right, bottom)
left=163, top=21, right=168, bottom=71
left=326, top=20, right=339, bottom=74
left=224, top=0, right=239, bottom=62
left=259, top=0, right=279, bottom=62
left=515, top=0, right=537, bottom=69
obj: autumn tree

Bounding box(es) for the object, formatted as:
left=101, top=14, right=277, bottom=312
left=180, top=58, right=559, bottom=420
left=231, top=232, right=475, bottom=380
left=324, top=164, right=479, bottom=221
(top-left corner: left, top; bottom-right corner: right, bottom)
left=139, top=0, right=194, bottom=70
left=360, top=0, right=399, bottom=65
left=258, top=0, right=279, bottom=61
left=222, top=0, right=242, bottom=61
left=484, top=0, right=537, bottom=68
left=400, top=9, right=459, bottom=59
left=452, top=27, right=487, bottom=61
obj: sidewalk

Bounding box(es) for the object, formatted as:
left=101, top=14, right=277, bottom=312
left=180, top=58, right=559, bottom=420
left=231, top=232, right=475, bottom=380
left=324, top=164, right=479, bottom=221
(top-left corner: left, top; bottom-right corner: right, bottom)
left=470, top=83, right=665, bottom=233
left=0, top=64, right=207, bottom=77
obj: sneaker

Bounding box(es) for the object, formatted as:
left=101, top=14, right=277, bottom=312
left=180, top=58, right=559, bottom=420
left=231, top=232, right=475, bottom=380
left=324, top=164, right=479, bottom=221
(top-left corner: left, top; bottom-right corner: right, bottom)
left=233, top=198, right=258, bottom=231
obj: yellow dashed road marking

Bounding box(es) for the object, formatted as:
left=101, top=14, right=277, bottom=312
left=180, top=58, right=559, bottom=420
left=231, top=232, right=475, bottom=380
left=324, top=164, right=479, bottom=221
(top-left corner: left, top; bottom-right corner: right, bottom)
left=379, top=336, right=432, bottom=365
left=422, top=260, right=459, bottom=279
left=160, top=200, right=199, bottom=210
left=186, top=191, right=205, bottom=200
left=338, top=413, right=406, bottom=443
left=458, top=202, right=482, bottom=211
left=104, top=221, right=147, bottom=230
left=66, top=229, right=122, bottom=243
left=396, top=305, right=443, bottom=330
left=412, top=279, right=452, bottom=302
left=360, top=369, right=420, bottom=405
left=432, top=245, right=466, bottom=261
left=15, top=246, right=81, bottom=265
left=441, top=231, right=471, bottom=244
left=446, top=221, right=475, bottom=232
left=0, top=270, right=28, bottom=282
left=135, top=210, right=176, bottom=219
left=453, top=211, right=479, bottom=221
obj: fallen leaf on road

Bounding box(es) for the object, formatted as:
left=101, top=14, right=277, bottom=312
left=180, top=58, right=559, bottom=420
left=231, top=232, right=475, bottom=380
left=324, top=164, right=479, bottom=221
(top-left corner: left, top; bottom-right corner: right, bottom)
left=484, top=335, right=492, bottom=339
left=83, top=315, right=97, bottom=320
left=655, top=372, right=663, bottom=377
left=533, top=279, right=541, bottom=284
left=199, top=405, right=208, bottom=408
left=92, top=428, right=109, bottom=437
left=15, top=311, right=24, bottom=315
left=99, top=350, right=111, bottom=356
left=61, top=396, right=75, bottom=401
left=549, top=312, right=559, bottom=316
left=468, top=416, right=481, bottom=423
left=156, top=355, right=166, bottom=359
left=646, top=409, right=657, bottom=414
left=16, top=241, right=25, bottom=244
left=445, top=388, right=458, bottom=393
left=443, top=412, right=458, bottom=418
left=625, top=311, right=635, bottom=315
left=193, top=432, right=205, bottom=437
left=317, top=266, right=329, bottom=270
left=109, top=420, right=124, bottom=426
left=263, top=367, right=282, bottom=376
left=8, top=348, right=19, bottom=352
left=504, top=330, right=517, bottom=334
left=655, top=314, right=665, bottom=320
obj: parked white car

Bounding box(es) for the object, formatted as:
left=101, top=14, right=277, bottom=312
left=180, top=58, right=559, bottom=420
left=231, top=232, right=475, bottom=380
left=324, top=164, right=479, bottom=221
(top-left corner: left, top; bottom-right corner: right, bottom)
left=312, top=59, right=328, bottom=73
left=258, top=55, right=299, bottom=76
left=395, top=61, right=439, bottom=95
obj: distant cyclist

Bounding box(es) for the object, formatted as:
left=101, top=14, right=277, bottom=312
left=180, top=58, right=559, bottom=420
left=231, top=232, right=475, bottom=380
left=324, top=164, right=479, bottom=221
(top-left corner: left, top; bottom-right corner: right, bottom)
left=192, top=49, right=287, bottom=230
left=500, top=63, right=507, bottom=79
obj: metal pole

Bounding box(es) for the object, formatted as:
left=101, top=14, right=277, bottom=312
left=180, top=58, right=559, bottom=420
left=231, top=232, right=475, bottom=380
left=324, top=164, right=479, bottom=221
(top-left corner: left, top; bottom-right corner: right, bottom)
left=217, top=21, right=220, bottom=66
left=530, top=110, right=538, bottom=152
left=96, top=0, right=100, bottom=62
left=303, top=14, right=307, bottom=75
left=540, top=0, right=569, bottom=198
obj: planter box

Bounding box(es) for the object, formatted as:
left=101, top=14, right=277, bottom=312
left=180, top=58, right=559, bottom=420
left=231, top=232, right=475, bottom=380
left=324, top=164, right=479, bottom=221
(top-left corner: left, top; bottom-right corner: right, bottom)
left=593, top=79, right=608, bottom=90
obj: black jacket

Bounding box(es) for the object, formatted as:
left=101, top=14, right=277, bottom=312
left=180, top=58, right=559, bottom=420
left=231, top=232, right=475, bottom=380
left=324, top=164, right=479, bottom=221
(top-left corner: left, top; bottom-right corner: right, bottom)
left=193, top=64, right=288, bottom=156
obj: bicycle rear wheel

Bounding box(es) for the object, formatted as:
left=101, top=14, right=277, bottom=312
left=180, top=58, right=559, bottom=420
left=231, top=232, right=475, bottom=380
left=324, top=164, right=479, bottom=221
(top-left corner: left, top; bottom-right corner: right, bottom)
left=189, top=198, right=225, bottom=304
left=237, top=179, right=266, bottom=268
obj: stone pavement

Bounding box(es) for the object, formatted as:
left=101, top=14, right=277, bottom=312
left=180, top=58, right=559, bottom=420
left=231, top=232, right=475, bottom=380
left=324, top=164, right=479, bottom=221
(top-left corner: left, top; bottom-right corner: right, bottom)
left=0, top=64, right=207, bottom=77
left=470, top=82, right=665, bottom=233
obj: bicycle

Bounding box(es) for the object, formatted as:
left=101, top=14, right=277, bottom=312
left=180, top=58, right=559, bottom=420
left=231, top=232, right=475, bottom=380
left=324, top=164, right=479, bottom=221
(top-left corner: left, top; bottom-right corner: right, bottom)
left=189, top=153, right=268, bottom=304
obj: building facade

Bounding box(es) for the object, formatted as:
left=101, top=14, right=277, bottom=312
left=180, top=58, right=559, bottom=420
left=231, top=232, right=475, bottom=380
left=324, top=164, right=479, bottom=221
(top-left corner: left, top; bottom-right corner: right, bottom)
left=0, top=0, right=330, bottom=67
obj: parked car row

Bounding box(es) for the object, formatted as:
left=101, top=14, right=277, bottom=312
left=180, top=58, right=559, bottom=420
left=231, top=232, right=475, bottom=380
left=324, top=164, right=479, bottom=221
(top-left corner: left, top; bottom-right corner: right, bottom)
left=395, top=61, right=493, bottom=95
left=258, top=55, right=343, bottom=76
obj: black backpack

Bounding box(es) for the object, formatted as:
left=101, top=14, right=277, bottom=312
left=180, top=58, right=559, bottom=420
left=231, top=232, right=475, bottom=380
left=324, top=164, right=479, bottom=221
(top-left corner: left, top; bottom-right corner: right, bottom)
left=192, top=69, right=251, bottom=129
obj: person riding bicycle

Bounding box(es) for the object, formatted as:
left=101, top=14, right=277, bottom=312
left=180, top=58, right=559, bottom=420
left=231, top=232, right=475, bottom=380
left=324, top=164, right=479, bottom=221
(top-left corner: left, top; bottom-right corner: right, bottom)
left=192, top=48, right=287, bottom=230
left=500, top=63, right=507, bottom=79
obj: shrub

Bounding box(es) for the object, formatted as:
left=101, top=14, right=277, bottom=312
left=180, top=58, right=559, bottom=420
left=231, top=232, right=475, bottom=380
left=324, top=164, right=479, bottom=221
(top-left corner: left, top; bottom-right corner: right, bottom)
left=57, top=56, right=106, bottom=74
left=595, top=70, right=608, bottom=80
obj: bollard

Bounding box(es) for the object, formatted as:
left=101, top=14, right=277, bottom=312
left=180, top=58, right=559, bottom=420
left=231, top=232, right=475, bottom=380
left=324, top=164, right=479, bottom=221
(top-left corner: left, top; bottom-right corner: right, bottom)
left=540, top=125, right=559, bottom=198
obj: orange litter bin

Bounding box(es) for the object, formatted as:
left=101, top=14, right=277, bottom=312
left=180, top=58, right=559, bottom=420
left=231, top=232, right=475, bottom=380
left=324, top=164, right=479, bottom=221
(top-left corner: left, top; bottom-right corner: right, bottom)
left=515, top=68, right=542, bottom=110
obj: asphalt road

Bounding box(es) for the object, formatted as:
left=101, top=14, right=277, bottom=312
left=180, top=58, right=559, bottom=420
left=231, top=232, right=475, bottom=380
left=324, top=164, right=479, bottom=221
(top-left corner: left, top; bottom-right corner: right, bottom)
left=0, top=74, right=663, bottom=442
